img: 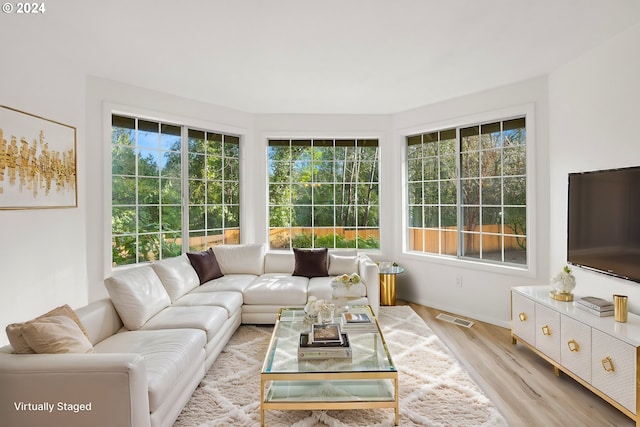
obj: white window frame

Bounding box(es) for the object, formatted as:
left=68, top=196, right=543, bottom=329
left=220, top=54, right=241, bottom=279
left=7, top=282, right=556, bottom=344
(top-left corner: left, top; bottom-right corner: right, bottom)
left=103, top=103, right=245, bottom=273
left=265, top=135, right=382, bottom=251
left=400, top=104, right=537, bottom=276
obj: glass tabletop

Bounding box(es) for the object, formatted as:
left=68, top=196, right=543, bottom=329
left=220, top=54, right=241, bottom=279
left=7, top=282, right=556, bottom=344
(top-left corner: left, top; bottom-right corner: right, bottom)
left=262, top=306, right=396, bottom=375
left=378, top=266, right=404, bottom=275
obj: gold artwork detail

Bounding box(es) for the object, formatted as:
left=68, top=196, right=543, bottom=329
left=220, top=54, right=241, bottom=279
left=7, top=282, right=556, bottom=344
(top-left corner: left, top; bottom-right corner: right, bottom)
left=0, top=127, right=76, bottom=198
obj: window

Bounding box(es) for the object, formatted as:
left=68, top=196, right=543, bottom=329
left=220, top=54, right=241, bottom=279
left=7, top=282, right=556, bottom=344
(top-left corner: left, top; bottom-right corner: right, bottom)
left=407, top=117, right=527, bottom=266
left=268, top=139, right=379, bottom=249
left=111, top=115, right=240, bottom=266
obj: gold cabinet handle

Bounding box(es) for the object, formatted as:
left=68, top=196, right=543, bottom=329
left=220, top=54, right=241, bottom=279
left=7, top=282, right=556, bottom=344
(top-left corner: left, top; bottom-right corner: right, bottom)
left=602, top=356, right=615, bottom=373
left=567, top=340, right=579, bottom=352
left=541, top=325, right=551, bottom=336
left=519, top=312, right=527, bottom=321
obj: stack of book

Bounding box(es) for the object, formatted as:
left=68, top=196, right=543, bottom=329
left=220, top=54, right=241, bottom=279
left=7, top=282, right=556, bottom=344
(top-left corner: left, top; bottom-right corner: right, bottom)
left=340, top=312, right=377, bottom=333
left=298, top=323, right=352, bottom=359
left=576, top=296, right=614, bottom=317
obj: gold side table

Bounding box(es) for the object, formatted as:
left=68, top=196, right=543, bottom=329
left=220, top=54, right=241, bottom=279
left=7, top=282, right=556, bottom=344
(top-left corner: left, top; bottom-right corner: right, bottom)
left=379, top=265, right=404, bottom=306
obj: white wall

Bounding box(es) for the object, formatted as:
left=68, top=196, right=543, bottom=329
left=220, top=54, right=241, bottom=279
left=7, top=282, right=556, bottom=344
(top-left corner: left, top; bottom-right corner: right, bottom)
left=85, top=77, right=253, bottom=301
left=0, top=48, right=88, bottom=346
left=3, top=22, right=637, bottom=348
left=392, top=77, right=551, bottom=327
left=549, top=23, right=640, bottom=313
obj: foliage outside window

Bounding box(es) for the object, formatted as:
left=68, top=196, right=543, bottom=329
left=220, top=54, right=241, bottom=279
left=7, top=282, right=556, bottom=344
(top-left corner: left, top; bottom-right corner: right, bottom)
left=407, top=117, right=527, bottom=266
left=268, top=139, right=379, bottom=250
left=111, top=115, right=240, bottom=266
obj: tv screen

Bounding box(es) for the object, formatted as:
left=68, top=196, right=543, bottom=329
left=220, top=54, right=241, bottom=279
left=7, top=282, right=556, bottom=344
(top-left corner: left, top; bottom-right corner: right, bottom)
left=567, top=166, right=640, bottom=283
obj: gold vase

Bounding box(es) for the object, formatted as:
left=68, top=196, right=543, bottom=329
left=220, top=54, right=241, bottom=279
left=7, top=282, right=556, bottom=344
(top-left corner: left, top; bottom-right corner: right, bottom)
left=550, top=289, right=574, bottom=302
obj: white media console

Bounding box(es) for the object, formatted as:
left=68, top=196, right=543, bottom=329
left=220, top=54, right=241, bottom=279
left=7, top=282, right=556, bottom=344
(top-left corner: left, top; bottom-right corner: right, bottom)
left=511, top=286, right=640, bottom=425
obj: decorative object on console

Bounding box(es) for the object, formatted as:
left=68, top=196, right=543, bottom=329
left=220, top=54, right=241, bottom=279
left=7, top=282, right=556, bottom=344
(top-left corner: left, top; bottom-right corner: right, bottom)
left=550, top=265, right=576, bottom=301
left=575, top=303, right=614, bottom=317
left=614, top=294, right=629, bottom=323
left=577, top=296, right=614, bottom=311
left=576, top=296, right=614, bottom=317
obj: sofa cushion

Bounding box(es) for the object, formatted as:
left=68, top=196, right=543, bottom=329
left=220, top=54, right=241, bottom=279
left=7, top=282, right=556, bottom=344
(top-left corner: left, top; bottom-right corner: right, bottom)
left=104, top=266, right=171, bottom=330
left=186, top=248, right=224, bottom=284
left=172, top=291, right=243, bottom=318
left=191, top=274, right=257, bottom=293
left=264, top=251, right=295, bottom=274
left=243, top=273, right=309, bottom=305
left=293, top=248, right=329, bottom=278
left=212, top=244, right=265, bottom=275
left=307, top=276, right=337, bottom=301
left=94, top=329, right=206, bottom=413
left=21, top=315, right=95, bottom=354
left=138, top=306, right=228, bottom=341
left=6, top=304, right=91, bottom=354
left=328, top=254, right=359, bottom=276
left=75, top=299, right=123, bottom=345
left=152, top=254, right=201, bottom=301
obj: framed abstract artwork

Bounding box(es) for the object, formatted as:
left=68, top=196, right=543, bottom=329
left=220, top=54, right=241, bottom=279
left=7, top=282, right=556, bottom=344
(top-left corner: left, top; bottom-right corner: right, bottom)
left=0, top=105, right=77, bottom=209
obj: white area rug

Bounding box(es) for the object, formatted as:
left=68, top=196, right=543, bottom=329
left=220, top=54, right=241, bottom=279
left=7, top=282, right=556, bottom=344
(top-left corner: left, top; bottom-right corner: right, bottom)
left=174, top=306, right=506, bottom=426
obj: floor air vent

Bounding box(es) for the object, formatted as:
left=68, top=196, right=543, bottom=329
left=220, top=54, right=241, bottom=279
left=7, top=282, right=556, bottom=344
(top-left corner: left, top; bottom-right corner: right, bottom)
left=435, top=313, right=474, bottom=328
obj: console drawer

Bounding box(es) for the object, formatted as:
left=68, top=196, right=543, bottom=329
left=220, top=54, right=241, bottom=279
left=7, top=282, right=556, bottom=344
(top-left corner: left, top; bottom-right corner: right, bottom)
left=512, top=292, right=535, bottom=345
left=592, top=329, right=636, bottom=413
left=560, top=315, right=591, bottom=382
left=535, top=304, right=561, bottom=362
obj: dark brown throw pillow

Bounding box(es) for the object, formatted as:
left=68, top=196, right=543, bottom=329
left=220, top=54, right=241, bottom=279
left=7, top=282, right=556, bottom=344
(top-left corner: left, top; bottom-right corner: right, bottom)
left=292, top=248, right=329, bottom=278
left=186, top=248, right=224, bottom=284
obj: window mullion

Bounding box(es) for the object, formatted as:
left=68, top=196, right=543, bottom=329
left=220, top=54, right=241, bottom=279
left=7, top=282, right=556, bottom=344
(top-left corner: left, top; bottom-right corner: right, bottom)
left=181, top=126, right=189, bottom=254
left=134, top=118, right=141, bottom=263
left=455, top=128, right=463, bottom=258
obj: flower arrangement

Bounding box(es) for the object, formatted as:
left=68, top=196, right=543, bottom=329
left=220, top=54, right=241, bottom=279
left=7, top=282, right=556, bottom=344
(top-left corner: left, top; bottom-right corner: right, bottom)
left=552, top=265, right=576, bottom=294
left=335, top=273, right=361, bottom=290
left=304, top=296, right=332, bottom=317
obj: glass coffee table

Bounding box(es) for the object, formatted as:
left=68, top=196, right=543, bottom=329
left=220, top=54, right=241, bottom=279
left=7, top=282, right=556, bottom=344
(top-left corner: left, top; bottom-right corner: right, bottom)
left=260, top=305, right=398, bottom=426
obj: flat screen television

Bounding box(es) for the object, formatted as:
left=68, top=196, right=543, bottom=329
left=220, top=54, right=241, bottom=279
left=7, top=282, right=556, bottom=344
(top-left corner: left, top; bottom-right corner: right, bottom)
left=567, top=166, right=640, bottom=283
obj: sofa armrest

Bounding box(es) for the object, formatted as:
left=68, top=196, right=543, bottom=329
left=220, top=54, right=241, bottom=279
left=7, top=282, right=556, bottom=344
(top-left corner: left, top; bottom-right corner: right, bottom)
left=359, top=254, right=380, bottom=316
left=0, top=353, right=150, bottom=427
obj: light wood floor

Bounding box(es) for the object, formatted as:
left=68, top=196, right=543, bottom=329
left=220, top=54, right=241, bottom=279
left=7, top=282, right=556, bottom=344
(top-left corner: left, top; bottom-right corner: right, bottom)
left=401, top=301, right=635, bottom=427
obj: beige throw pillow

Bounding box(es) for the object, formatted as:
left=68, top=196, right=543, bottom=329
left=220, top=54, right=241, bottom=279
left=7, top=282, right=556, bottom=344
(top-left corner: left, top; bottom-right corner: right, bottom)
left=21, top=315, right=95, bottom=354
left=5, top=304, right=91, bottom=354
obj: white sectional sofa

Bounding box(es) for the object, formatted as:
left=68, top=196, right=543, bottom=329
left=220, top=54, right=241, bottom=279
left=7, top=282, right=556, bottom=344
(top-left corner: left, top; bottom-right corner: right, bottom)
left=0, top=244, right=379, bottom=427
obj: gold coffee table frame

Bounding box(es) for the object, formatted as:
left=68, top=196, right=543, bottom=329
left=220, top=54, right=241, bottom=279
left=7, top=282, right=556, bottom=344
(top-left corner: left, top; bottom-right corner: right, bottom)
left=260, top=306, right=399, bottom=426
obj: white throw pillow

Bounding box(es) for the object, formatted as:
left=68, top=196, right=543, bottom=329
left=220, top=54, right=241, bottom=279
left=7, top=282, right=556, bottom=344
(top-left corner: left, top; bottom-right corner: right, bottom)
left=104, top=266, right=171, bottom=330
left=212, top=244, right=265, bottom=275
left=328, top=254, right=359, bottom=276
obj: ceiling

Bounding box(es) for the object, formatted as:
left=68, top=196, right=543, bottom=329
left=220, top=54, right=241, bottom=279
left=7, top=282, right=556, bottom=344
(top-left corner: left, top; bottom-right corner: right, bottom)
left=8, top=0, right=640, bottom=114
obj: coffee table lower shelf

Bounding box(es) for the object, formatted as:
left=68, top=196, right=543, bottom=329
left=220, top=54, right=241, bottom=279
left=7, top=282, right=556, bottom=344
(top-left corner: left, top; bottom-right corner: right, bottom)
left=260, top=375, right=399, bottom=426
